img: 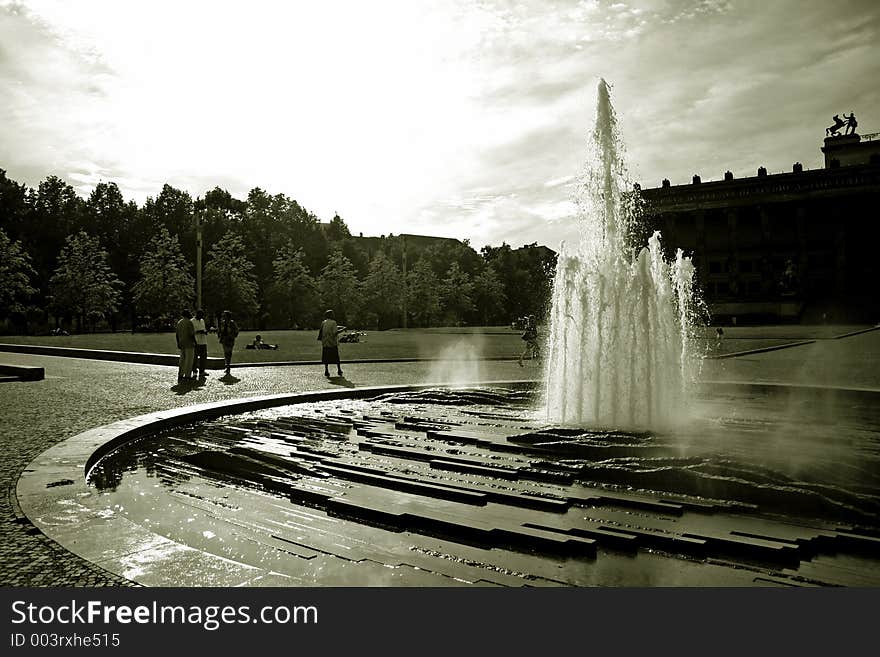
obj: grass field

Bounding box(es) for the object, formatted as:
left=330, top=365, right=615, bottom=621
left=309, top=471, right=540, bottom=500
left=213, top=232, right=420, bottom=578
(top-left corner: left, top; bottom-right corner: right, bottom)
left=0, top=327, right=527, bottom=362
left=0, top=324, right=872, bottom=362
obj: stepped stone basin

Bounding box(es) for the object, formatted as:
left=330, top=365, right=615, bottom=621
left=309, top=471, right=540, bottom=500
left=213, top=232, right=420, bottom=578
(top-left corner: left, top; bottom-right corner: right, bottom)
left=21, top=382, right=880, bottom=587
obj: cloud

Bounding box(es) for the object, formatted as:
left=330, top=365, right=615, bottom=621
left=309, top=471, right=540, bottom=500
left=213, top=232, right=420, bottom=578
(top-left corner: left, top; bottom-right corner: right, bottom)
left=0, top=0, right=877, bottom=252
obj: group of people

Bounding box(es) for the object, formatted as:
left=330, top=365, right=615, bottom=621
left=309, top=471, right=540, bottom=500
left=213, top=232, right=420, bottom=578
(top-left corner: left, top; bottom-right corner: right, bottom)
left=174, top=307, right=346, bottom=384
left=175, top=308, right=553, bottom=383
left=175, top=308, right=239, bottom=382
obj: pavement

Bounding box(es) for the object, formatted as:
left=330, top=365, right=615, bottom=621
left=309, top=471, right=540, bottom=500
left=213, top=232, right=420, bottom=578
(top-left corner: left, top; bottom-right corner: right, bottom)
left=1, top=329, right=878, bottom=586
left=0, top=353, right=535, bottom=586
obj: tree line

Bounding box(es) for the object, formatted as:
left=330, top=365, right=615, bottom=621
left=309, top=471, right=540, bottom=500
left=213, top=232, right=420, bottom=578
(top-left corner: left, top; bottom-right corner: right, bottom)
left=0, top=168, right=557, bottom=334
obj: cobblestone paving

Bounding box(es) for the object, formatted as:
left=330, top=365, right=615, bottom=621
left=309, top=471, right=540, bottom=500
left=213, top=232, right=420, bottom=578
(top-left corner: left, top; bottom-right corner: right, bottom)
left=4, top=330, right=877, bottom=587
left=0, top=351, right=531, bottom=586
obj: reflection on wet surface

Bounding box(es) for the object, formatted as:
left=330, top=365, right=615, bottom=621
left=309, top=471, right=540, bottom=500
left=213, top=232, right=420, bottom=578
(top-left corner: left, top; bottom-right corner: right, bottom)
left=87, top=386, right=880, bottom=586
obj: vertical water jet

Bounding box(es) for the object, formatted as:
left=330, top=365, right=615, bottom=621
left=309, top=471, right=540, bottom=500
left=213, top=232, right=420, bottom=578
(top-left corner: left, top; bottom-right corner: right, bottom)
left=543, top=79, right=699, bottom=430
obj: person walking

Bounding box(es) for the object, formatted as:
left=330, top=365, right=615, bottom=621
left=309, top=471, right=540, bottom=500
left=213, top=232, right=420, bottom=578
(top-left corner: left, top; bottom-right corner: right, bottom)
left=317, top=309, right=344, bottom=377
left=175, top=308, right=196, bottom=383
left=191, top=309, right=209, bottom=379
left=216, top=310, right=239, bottom=376
left=518, top=315, right=539, bottom=367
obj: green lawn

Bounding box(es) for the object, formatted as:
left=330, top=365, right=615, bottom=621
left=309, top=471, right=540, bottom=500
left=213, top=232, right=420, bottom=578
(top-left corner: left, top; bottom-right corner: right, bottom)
left=692, top=324, right=874, bottom=356
left=2, top=324, right=872, bottom=362
left=0, top=327, right=528, bottom=362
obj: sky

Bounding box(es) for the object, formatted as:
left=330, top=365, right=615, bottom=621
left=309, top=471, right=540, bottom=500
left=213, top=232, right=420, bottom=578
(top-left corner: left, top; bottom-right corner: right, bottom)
left=1, top=0, right=878, bottom=251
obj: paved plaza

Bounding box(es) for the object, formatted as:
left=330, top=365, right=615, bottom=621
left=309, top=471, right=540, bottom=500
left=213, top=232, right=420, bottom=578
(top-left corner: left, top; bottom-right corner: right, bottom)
left=1, top=328, right=878, bottom=586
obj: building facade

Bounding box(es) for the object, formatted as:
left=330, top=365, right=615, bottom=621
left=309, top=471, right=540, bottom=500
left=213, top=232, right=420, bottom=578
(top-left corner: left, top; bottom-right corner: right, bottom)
left=640, top=132, right=880, bottom=323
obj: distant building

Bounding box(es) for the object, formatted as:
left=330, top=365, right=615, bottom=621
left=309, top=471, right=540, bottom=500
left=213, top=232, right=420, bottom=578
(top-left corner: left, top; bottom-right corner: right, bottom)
left=640, top=130, right=880, bottom=323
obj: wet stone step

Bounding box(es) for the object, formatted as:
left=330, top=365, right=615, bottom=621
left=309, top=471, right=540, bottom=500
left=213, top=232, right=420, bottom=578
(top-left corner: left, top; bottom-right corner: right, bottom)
left=517, top=467, right=573, bottom=485
left=523, top=522, right=639, bottom=551
left=833, top=530, right=880, bottom=554
left=287, top=484, right=333, bottom=508
left=358, top=441, right=438, bottom=462
left=729, top=529, right=841, bottom=556
left=403, top=510, right=496, bottom=544
left=229, top=447, right=329, bottom=478
left=683, top=531, right=802, bottom=564
left=274, top=416, right=352, bottom=433
left=429, top=458, right=519, bottom=480
left=621, top=528, right=708, bottom=557
left=591, top=493, right=685, bottom=517
left=491, top=526, right=597, bottom=557
left=423, top=478, right=570, bottom=513
left=319, top=464, right=489, bottom=505
left=325, top=496, right=405, bottom=528
left=402, top=415, right=461, bottom=427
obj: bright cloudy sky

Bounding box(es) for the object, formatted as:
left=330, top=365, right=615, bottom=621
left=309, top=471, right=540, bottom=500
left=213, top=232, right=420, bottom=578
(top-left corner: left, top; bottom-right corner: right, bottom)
left=1, top=0, right=878, bottom=250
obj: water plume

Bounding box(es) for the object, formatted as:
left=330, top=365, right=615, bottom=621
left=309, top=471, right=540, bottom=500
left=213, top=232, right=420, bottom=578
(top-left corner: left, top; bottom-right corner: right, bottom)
left=543, top=79, right=701, bottom=430
left=424, top=338, right=486, bottom=387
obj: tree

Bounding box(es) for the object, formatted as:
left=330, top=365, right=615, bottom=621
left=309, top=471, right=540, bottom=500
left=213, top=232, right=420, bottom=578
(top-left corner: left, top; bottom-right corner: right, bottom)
left=203, top=231, right=259, bottom=319
left=271, top=242, right=319, bottom=329
left=142, top=184, right=195, bottom=242
left=318, top=250, right=361, bottom=326
left=325, top=214, right=351, bottom=242
left=49, top=231, right=122, bottom=332
left=83, top=182, right=128, bottom=248
left=0, top=169, right=32, bottom=246
left=473, top=264, right=507, bottom=325
left=406, top=259, right=441, bottom=327
left=440, top=261, right=474, bottom=325
left=0, top=227, right=37, bottom=319
left=132, top=228, right=195, bottom=320
left=481, top=242, right=557, bottom=320
left=363, top=251, right=403, bottom=329
left=29, top=176, right=85, bottom=299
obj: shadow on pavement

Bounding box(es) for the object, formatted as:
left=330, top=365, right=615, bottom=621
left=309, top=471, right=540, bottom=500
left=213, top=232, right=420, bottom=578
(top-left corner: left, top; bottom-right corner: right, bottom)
left=328, top=375, right=355, bottom=388
left=220, top=373, right=241, bottom=385
left=171, top=378, right=204, bottom=395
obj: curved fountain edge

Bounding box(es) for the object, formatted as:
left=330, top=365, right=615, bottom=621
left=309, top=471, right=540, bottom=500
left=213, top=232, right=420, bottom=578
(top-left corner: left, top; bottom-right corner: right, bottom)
left=15, top=380, right=536, bottom=587
left=15, top=379, right=880, bottom=587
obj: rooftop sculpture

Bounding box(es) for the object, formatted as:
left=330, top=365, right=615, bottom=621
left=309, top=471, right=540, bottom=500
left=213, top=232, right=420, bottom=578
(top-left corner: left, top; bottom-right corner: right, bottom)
left=827, top=112, right=857, bottom=137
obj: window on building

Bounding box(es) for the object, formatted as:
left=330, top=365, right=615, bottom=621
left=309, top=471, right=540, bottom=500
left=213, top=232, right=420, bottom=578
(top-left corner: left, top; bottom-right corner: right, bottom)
left=708, top=259, right=728, bottom=275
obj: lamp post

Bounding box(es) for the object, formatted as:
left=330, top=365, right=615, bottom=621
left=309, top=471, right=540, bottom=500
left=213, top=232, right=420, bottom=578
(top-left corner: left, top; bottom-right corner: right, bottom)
left=402, top=234, right=407, bottom=329
left=195, top=209, right=203, bottom=311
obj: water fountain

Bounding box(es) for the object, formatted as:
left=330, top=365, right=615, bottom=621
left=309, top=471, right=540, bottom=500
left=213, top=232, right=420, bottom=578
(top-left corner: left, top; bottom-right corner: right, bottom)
left=17, top=81, right=880, bottom=587
left=543, top=79, right=699, bottom=430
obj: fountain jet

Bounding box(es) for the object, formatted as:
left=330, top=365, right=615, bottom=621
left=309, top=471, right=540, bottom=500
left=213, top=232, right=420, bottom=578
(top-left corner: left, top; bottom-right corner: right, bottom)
left=543, top=79, right=699, bottom=430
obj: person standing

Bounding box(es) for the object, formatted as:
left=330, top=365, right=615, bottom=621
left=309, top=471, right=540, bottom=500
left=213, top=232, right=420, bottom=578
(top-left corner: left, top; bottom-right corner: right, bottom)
left=216, top=310, right=239, bottom=376
left=317, top=309, right=344, bottom=377
left=191, top=309, right=209, bottom=379
left=175, top=308, right=196, bottom=383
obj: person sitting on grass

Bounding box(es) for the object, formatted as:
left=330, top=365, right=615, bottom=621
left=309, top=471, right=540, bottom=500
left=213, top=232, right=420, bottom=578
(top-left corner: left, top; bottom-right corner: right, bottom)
left=250, top=334, right=279, bottom=350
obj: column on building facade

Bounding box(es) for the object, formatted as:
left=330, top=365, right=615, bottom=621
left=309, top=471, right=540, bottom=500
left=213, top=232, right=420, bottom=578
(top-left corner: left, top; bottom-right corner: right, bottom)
left=727, top=209, right=739, bottom=299
left=759, top=206, right=773, bottom=298
left=833, top=206, right=847, bottom=296
left=795, top=205, right=808, bottom=299
left=694, top=210, right=707, bottom=293
left=663, top=214, right=676, bottom=258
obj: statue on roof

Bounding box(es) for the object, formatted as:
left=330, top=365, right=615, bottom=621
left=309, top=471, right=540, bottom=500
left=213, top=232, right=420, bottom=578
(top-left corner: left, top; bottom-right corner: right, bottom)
left=826, top=114, right=846, bottom=137
left=844, top=112, right=858, bottom=135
